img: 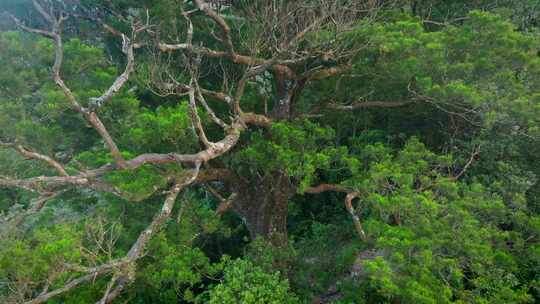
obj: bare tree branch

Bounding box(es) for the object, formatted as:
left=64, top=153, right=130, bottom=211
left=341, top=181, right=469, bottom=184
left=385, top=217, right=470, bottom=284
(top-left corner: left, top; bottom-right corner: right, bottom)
left=304, top=183, right=350, bottom=194
left=9, top=4, right=130, bottom=168
left=327, top=100, right=414, bottom=110
left=157, top=42, right=297, bottom=78
left=159, top=80, right=272, bottom=128
left=158, top=0, right=297, bottom=78
left=194, top=0, right=235, bottom=56
left=188, top=83, right=212, bottom=148
left=7, top=14, right=55, bottom=38
left=31, top=0, right=55, bottom=24
left=345, top=192, right=367, bottom=241
left=301, top=65, right=351, bottom=81
left=23, top=263, right=114, bottom=304
left=194, top=81, right=228, bottom=129
left=21, top=164, right=201, bottom=304
left=99, top=162, right=201, bottom=303
left=305, top=184, right=367, bottom=240
left=451, top=144, right=481, bottom=181
left=0, top=142, right=69, bottom=176
left=88, top=33, right=135, bottom=111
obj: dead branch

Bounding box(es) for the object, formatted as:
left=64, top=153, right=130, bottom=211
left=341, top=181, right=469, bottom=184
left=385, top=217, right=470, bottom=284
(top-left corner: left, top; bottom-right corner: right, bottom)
left=9, top=4, right=129, bottom=168
left=87, top=33, right=135, bottom=111
left=451, top=144, right=481, bottom=181
left=22, top=163, right=201, bottom=304
left=99, top=162, right=201, bottom=303
left=345, top=192, right=368, bottom=241
left=194, top=82, right=228, bottom=128
left=23, top=260, right=118, bottom=304
left=188, top=83, right=212, bottom=148
left=304, top=183, right=350, bottom=194
left=159, top=0, right=297, bottom=78
left=326, top=100, right=414, bottom=110
left=301, top=65, right=351, bottom=81
left=0, top=142, right=69, bottom=176
left=305, top=183, right=367, bottom=240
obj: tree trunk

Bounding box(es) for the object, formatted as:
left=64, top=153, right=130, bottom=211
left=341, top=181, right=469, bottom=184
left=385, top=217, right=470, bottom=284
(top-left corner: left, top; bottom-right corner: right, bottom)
left=232, top=171, right=294, bottom=242
left=272, top=71, right=296, bottom=121
left=229, top=73, right=301, bottom=242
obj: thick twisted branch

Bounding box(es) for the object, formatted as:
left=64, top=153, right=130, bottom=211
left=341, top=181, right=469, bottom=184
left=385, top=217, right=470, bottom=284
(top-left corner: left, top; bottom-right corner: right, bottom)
left=23, top=164, right=201, bottom=304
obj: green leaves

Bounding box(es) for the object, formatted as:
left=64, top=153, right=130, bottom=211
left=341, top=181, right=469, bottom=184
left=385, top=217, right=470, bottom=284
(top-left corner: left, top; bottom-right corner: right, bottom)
left=0, top=224, right=84, bottom=301
left=338, top=138, right=536, bottom=303
left=140, top=233, right=216, bottom=303
left=207, top=259, right=299, bottom=304
left=236, top=119, right=342, bottom=192
left=120, top=103, right=198, bottom=153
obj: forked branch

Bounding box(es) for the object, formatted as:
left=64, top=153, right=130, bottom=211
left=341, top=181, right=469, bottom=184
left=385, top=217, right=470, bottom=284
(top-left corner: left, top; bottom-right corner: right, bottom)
left=22, top=164, right=201, bottom=304
left=9, top=0, right=142, bottom=168
left=98, top=162, right=201, bottom=303
left=0, top=141, right=68, bottom=176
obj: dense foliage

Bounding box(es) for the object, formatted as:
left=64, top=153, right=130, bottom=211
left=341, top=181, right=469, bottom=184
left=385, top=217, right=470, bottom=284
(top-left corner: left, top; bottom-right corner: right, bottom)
left=0, top=1, right=539, bottom=303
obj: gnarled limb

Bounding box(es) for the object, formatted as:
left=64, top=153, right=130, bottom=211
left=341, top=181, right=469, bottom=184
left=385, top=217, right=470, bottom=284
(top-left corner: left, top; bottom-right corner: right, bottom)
left=10, top=14, right=125, bottom=166
left=326, top=100, right=414, bottom=110
left=194, top=85, right=272, bottom=128
left=158, top=41, right=296, bottom=77
left=306, top=98, right=414, bottom=116
left=23, top=259, right=127, bottom=304
left=159, top=0, right=297, bottom=78
left=193, top=0, right=235, bottom=55
left=24, top=272, right=106, bottom=304
left=451, top=144, right=481, bottom=181
left=240, top=112, right=272, bottom=128
left=304, top=183, right=350, bottom=194
left=234, top=60, right=276, bottom=113
left=305, top=184, right=367, bottom=240
left=98, top=162, right=201, bottom=303
left=7, top=14, right=55, bottom=38
left=194, top=82, right=228, bottom=128
left=188, top=84, right=212, bottom=148
left=87, top=32, right=135, bottom=111
left=344, top=192, right=367, bottom=241
left=0, top=164, right=236, bottom=199
left=21, top=164, right=201, bottom=304
left=0, top=174, right=99, bottom=194
left=9, top=1, right=145, bottom=168
left=0, top=141, right=69, bottom=176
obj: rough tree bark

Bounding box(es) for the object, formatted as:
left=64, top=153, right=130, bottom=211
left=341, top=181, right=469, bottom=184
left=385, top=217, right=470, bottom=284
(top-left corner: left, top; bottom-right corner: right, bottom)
left=231, top=172, right=295, bottom=241
left=231, top=69, right=303, bottom=241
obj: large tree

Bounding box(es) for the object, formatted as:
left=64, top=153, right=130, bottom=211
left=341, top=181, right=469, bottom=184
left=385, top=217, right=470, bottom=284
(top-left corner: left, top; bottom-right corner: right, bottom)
left=0, top=0, right=539, bottom=303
